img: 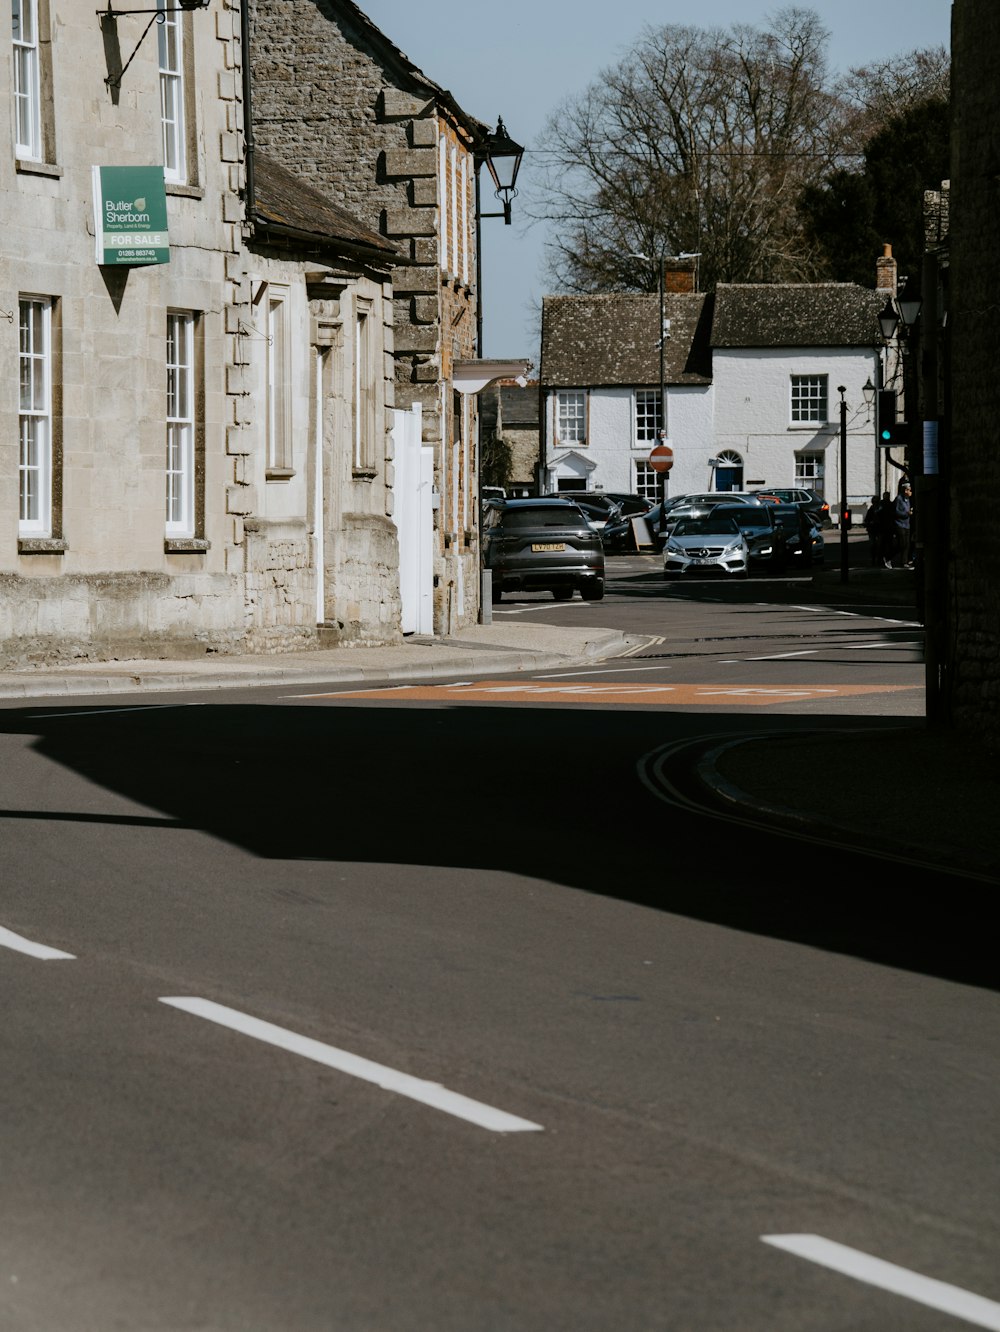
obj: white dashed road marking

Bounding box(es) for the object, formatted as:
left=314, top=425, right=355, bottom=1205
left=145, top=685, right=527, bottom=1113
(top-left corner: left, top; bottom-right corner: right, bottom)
left=0, top=926, right=75, bottom=960
left=160, top=997, right=543, bottom=1134
left=762, top=1235, right=1000, bottom=1329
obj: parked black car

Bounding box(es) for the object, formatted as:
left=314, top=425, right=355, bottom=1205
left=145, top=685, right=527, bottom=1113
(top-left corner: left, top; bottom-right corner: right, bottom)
left=603, top=492, right=655, bottom=517
left=710, top=503, right=787, bottom=572
left=544, top=492, right=623, bottom=528
left=483, top=499, right=605, bottom=601
left=751, top=487, right=831, bottom=528
left=771, top=503, right=825, bottom=565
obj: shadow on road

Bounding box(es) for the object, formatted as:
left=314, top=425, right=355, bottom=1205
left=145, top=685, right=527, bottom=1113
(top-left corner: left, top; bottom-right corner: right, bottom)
left=1, top=699, right=994, bottom=994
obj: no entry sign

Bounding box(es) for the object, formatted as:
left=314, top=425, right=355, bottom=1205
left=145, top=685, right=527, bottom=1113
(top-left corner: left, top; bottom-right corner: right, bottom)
left=648, top=444, right=674, bottom=473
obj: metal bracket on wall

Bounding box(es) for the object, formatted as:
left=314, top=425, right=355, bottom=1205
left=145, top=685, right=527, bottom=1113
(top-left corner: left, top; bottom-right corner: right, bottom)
left=98, top=1, right=209, bottom=90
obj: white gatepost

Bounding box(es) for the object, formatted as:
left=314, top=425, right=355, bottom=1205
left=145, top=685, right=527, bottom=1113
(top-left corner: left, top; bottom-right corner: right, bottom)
left=393, top=402, right=434, bottom=635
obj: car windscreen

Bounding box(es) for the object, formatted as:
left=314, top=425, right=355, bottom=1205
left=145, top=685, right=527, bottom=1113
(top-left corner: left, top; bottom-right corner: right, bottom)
left=500, top=506, right=586, bottom=529
left=713, top=507, right=770, bottom=531
left=772, top=509, right=802, bottom=532
left=673, top=517, right=740, bottom=537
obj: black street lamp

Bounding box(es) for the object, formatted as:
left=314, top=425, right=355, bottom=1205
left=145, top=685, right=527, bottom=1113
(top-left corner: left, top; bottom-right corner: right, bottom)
left=629, top=250, right=670, bottom=505
left=838, top=386, right=849, bottom=583
left=474, top=118, right=524, bottom=357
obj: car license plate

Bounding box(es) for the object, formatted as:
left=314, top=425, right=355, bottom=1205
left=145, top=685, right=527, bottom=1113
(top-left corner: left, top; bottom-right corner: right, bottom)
left=531, top=543, right=565, bottom=552
left=692, top=557, right=715, bottom=565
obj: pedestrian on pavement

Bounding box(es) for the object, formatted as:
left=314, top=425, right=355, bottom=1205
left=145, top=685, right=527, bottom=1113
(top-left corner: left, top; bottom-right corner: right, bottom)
left=877, top=490, right=896, bottom=566
left=894, top=482, right=913, bottom=568
left=863, top=495, right=883, bottom=565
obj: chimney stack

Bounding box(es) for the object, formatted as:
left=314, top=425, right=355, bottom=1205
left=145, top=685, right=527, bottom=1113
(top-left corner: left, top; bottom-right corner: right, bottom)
left=663, top=257, right=698, bottom=294
left=876, top=242, right=897, bottom=295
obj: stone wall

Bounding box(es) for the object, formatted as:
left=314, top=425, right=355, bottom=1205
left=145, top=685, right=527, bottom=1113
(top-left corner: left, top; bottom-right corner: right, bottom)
left=946, top=0, right=1000, bottom=744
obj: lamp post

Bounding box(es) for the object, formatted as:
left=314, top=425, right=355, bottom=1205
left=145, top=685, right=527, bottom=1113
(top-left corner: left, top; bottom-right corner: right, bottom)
left=473, top=118, right=524, bottom=623
left=838, top=385, right=849, bottom=584
left=629, top=250, right=670, bottom=506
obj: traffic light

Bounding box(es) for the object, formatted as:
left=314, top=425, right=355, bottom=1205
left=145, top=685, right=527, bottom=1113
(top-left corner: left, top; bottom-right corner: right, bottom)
left=877, top=389, right=896, bottom=445
left=879, top=420, right=913, bottom=449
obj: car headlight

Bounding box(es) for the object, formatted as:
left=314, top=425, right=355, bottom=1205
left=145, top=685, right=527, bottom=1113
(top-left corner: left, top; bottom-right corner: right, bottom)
left=666, top=542, right=683, bottom=555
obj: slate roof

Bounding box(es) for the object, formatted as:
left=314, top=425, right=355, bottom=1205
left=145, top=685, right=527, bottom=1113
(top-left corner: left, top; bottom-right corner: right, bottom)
left=253, top=153, right=400, bottom=263
left=711, top=283, right=884, bottom=348
left=540, top=294, right=713, bottom=389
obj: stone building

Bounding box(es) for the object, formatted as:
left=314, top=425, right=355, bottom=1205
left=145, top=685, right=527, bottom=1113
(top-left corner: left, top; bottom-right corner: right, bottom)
left=241, top=150, right=400, bottom=647
left=1, top=0, right=401, bottom=668
left=1, top=0, right=244, bottom=666
left=246, top=0, right=487, bottom=633
left=944, top=0, right=1000, bottom=743
left=479, top=379, right=540, bottom=497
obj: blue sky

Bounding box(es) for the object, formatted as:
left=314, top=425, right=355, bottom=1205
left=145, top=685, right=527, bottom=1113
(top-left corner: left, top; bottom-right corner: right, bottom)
left=363, top=1, right=951, bottom=363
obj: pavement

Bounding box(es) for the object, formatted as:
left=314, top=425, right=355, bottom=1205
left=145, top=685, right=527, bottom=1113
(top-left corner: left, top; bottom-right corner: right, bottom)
left=2, top=532, right=997, bottom=881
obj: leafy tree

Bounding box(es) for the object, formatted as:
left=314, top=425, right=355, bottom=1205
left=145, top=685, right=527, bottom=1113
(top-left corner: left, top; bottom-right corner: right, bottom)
left=799, top=96, right=950, bottom=287
left=482, top=432, right=513, bottom=491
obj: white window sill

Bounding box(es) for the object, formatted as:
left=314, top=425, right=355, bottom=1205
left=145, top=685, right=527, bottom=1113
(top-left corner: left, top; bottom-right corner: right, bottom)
left=18, top=536, right=67, bottom=554
left=165, top=537, right=210, bottom=554
left=15, top=158, right=63, bottom=178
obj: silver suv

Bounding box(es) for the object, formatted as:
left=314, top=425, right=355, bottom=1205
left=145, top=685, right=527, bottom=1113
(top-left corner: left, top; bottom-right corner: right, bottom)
left=483, top=499, right=605, bottom=602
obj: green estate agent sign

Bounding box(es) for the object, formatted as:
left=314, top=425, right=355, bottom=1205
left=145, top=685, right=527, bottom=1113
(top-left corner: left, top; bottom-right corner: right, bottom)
left=92, top=165, right=169, bottom=266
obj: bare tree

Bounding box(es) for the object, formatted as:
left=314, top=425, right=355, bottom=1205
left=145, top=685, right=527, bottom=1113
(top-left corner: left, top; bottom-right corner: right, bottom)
left=528, top=8, right=884, bottom=294
left=839, top=44, right=950, bottom=148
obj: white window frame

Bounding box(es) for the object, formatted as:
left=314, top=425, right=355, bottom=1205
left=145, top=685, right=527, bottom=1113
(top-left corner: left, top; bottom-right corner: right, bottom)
left=450, top=144, right=459, bottom=277
left=12, top=0, right=41, bottom=160
left=634, top=459, right=660, bottom=502
left=438, top=136, right=449, bottom=274
left=18, top=295, right=52, bottom=536
left=790, top=374, right=828, bottom=424
left=635, top=389, right=662, bottom=445
left=157, top=1, right=186, bottom=183
left=166, top=311, right=195, bottom=537
left=353, top=301, right=375, bottom=472
left=556, top=390, right=587, bottom=445
left=795, top=451, right=824, bottom=494
left=460, top=153, right=469, bottom=285
left=265, top=289, right=292, bottom=474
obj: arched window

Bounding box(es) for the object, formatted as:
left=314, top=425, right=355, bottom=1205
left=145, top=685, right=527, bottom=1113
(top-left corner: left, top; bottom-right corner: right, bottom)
left=714, top=450, right=744, bottom=492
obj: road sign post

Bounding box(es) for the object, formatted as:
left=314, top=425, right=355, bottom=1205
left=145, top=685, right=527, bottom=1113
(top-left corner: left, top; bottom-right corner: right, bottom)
left=649, top=443, right=674, bottom=510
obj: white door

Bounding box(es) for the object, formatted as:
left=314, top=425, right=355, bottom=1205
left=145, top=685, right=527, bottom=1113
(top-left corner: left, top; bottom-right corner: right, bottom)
left=393, top=403, right=434, bottom=635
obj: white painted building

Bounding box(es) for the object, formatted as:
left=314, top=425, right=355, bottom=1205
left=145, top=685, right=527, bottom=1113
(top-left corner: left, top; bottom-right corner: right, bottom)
left=540, top=279, right=887, bottom=517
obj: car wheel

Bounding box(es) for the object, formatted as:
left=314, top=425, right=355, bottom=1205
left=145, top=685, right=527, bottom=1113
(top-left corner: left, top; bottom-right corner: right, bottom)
left=552, top=587, right=573, bottom=601
left=580, top=580, right=604, bottom=601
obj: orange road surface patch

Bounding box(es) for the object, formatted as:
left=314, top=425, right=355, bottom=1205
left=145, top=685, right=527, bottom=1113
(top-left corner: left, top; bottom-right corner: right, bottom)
left=304, top=681, right=922, bottom=706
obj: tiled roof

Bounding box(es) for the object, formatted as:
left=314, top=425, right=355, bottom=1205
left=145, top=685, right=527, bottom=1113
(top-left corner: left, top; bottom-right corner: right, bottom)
left=711, top=283, right=884, bottom=348
left=540, top=293, right=713, bottom=388
left=253, top=153, right=400, bottom=261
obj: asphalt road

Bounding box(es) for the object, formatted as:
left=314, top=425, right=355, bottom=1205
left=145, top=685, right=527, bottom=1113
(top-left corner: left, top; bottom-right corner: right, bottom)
left=2, top=561, right=997, bottom=1332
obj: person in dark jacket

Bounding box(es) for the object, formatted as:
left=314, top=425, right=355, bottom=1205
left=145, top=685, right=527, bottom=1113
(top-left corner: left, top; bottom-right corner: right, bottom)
left=863, top=495, right=883, bottom=565
left=893, top=482, right=913, bottom=567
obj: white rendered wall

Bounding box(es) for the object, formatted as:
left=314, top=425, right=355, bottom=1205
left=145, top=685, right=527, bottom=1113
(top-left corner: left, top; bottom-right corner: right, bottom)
left=713, top=347, right=881, bottom=512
